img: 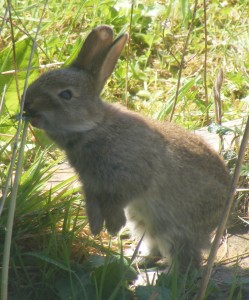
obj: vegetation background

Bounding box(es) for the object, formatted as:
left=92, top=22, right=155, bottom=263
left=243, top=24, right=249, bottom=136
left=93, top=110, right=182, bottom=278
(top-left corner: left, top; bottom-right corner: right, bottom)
left=0, top=0, right=248, bottom=299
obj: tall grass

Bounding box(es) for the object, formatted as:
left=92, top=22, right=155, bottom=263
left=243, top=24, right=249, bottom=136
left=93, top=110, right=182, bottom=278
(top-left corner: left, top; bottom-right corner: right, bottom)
left=0, top=0, right=248, bottom=299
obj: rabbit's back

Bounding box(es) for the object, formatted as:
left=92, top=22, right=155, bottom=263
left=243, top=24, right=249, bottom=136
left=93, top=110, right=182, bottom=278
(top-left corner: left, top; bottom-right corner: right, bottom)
left=62, top=103, right=229, bottom=220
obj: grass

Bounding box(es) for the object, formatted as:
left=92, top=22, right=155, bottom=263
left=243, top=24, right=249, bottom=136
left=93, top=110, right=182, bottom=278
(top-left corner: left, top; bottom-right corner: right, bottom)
left=0, top=0, right=249, bottom=299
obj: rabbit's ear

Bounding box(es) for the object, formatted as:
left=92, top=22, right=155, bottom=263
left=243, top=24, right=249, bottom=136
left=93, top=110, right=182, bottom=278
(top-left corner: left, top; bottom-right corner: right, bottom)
left=72, top=25, right=128, bottom=93
left=71, top=25, right=114, bottom=70
left=97, top=32, right=128, bottom=92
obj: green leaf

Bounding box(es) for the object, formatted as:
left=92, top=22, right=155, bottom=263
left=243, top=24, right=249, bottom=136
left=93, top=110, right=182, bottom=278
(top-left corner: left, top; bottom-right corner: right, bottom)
left=91, top=260, right=137, bottom=299
left=181, top=0, right=190, bottom=28
left=135, top=286, right=172, bottom=300
left=25, top=252, right=73, bottom=272
left=208, top=123, right=234, bottom=135
left=154, top=76, right=200, bottom=120
left=55, top=268, right=95, bottom=300
left=0, top=37, right=39, bottom=114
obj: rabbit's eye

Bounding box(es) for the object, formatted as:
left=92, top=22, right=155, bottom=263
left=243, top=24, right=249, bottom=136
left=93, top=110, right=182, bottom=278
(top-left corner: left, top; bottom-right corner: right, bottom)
left=58, top=89, right=72, bottom=100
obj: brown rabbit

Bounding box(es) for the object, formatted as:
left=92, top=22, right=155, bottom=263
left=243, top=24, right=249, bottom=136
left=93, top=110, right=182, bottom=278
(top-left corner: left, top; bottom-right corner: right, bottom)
left=24, top=25, right=230, bottom=272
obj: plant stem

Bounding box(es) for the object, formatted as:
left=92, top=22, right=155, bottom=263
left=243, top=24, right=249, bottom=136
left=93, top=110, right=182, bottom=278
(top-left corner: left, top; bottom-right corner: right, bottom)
left=203, top=0, right=209, bottom=123
left=196, top=116, right=249, bottom=300
left=0, top=85, right=7, bottom=116
left=1, top=121, right=28, bottom=300
left=0, top=1, right=48, bottom=298
left=125, top=0, right=134, bottom=107
left=169, top=0, right=199, bottom=121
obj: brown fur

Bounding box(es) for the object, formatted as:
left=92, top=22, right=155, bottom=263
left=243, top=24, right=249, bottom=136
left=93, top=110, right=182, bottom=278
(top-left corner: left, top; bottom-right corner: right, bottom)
left=24, top=26, right=230, bottom=271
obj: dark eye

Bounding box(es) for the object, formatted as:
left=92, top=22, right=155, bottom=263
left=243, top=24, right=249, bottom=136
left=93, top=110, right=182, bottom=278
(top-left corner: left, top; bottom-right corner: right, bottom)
left=58, top=89, right=72, bottom=100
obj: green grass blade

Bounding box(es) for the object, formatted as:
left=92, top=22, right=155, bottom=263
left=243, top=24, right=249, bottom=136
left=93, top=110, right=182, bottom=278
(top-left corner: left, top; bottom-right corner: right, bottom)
left=1, top=121, right=28, bottom=300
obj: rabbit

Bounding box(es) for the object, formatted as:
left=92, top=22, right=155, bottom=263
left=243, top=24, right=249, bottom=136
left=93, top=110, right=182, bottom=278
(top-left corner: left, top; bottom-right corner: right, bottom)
left=24, top=25, right=230, bottom=272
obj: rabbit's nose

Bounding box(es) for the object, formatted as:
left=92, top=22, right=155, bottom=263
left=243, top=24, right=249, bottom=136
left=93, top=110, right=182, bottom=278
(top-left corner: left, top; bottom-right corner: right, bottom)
left=23, top=98, right=32, bottom=112
left=22, top=92, right=33, bottom=109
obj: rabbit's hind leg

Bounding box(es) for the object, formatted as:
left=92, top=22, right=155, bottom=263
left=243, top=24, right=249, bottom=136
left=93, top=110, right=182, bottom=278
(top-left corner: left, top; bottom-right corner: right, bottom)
left=158, top=234, right=202, bottom=273
left=127, top=232, right=162, bottom=268
left=135, top=233, right=162, bottom=268
left=125, top=206, right=161, bottom=267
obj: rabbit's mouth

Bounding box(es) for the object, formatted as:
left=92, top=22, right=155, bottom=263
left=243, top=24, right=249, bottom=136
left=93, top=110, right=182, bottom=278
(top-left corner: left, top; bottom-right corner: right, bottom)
left=29, top=114, right=42, bottom=128
left=23, top=111, right=44, bottom=128
left=12, top=111, right=43, bottom=128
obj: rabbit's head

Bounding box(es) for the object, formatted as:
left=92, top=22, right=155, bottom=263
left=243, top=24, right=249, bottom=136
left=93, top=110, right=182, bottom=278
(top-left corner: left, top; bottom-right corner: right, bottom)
left=24, top=26, right=128, bottom=133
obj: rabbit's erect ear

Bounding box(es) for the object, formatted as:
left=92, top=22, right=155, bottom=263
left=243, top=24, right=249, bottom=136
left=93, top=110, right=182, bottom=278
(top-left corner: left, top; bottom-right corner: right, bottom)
left=71, top=25, right=114, bottom=70
left=97, top=32, right=128, bottom=92
left=71, top=25, right=128, bottom=93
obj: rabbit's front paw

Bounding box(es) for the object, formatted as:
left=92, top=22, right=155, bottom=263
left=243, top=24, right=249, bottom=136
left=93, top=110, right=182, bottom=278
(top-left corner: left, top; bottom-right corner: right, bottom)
left=86, top=200, right=104, bottom=235
left=105, top=209, right=127, bottom=235
left=89, top=214, right=104, bottom=235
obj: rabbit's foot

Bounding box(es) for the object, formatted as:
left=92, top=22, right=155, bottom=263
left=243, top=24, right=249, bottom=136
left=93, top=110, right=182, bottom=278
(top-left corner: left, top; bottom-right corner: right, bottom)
left=86, top=200, right=104, bottom=235
left=105, top=209, right=127, bottom=235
